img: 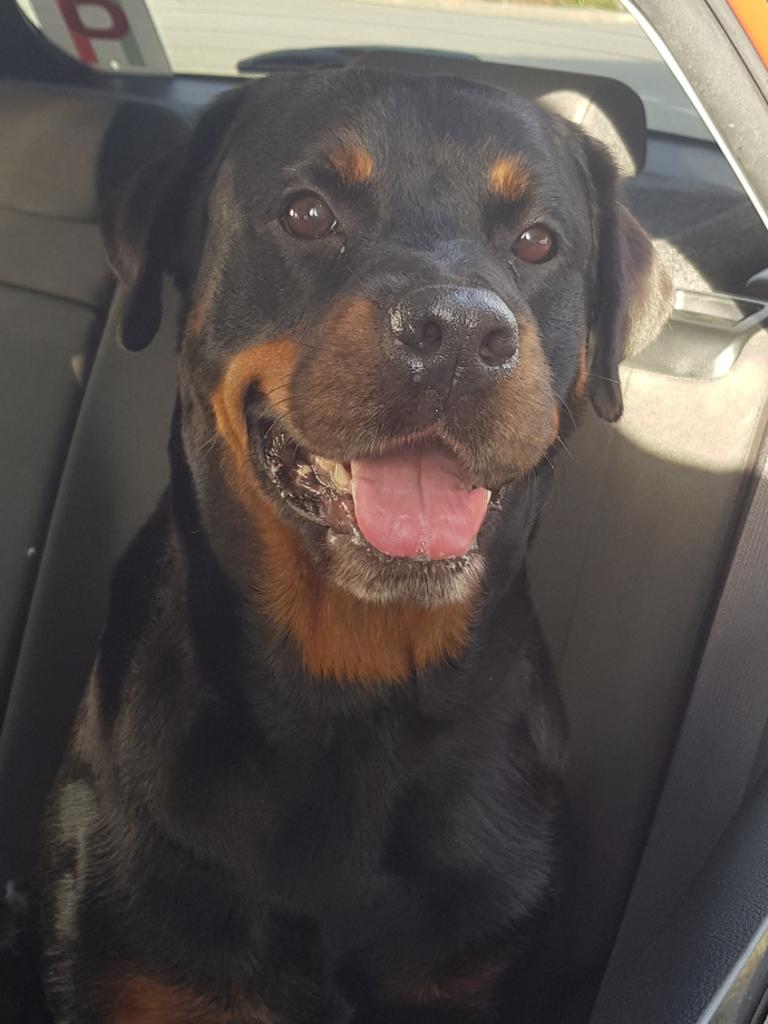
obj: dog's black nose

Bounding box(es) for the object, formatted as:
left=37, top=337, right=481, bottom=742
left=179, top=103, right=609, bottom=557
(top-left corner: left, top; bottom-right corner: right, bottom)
left=389, top=287, right=519, bottom=395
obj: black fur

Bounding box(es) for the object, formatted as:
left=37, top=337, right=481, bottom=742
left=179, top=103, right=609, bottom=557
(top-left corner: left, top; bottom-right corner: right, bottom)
left=0, top=883, right=52, bottom=1023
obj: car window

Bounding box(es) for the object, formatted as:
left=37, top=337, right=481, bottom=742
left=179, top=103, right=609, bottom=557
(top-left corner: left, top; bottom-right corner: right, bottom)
left=16, top=0, right=709, bottom=140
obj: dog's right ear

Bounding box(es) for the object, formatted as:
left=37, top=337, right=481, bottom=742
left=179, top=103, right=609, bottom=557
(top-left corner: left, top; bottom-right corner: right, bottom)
left=102, top=87, right=247, bottom=351
left=581, top=135, right=672, bottom=421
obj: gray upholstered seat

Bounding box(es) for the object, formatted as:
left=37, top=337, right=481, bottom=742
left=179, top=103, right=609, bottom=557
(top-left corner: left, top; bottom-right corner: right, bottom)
left=0, top=81, right=187, bottom=709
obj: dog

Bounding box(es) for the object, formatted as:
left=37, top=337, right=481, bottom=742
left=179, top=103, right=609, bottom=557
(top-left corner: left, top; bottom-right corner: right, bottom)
left=39, top=69, right=670, bottom=1023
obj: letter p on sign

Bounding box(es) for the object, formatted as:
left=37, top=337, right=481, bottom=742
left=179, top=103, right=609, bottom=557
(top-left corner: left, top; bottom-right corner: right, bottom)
left=29, top=0, right=172, bottom=73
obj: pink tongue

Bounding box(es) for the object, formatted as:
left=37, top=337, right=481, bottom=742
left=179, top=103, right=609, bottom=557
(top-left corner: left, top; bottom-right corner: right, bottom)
left=350, top=447, right=490, bottom=560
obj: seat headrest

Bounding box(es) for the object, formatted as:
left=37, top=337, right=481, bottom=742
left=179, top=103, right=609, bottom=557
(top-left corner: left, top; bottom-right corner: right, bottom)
left=0, top=81, right=189, bottom=222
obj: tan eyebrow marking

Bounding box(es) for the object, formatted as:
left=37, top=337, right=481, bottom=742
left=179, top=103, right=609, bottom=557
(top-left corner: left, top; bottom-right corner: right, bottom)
left=328, top=143, right=375, bottom=185
left=488, top=154, right=530, bottom=202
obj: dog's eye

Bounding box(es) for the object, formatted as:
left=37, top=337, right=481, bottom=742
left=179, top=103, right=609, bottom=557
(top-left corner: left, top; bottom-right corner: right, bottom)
left=512, top=224, right=555, bottom=264
left=283, top=193, right=338, bottom=239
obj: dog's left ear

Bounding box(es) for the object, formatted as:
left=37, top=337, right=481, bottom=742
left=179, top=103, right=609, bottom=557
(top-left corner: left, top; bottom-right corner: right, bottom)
left=102, top=86, right=247, bottom=351
left=582, top=136, right=673, bottom=422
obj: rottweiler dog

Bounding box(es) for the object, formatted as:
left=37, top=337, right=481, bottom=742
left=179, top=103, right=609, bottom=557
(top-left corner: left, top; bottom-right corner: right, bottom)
left=39, top=70, right=670, bottom=1023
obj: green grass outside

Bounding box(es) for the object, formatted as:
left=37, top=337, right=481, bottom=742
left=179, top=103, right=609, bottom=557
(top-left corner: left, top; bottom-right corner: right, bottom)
left=495, top=0, right=622, bottom=9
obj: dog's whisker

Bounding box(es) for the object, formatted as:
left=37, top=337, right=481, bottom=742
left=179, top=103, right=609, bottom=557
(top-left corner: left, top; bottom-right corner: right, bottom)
left=199, top=431, right=218, bottom=454
left=556, top=435, right=574, bottom=461
left=556, top=395, right=577, bottom=428
left=260, top=382, right=293, bottom=401
left=263, top=413, right=295, bottom=441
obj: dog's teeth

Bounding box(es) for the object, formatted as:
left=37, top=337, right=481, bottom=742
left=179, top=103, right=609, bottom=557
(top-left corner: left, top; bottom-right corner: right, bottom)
left=312, top=456, right=351, bottom=492
left=330, top=462, right=351, bottom=491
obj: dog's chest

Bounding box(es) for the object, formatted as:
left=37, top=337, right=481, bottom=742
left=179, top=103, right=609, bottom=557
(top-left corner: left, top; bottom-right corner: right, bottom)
left=242, top=704, right=558, bottom=949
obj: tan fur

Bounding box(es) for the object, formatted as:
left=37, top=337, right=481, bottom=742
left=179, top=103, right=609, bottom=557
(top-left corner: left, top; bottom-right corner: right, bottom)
left=108, top=974, right=269, bottom=1024
left=572, top=344, right=588, bottom=399
left=254, top=500, right=473, bottom=682
left=211, top=338, right=298, bottom=457
left=395, top=958, right=508, bottom=1007
left=472, top=315, right=558, bottom=476
left=185, top=279, right=216, bottom=339
left=328, top=143, right=375, bottom=185
left=488, top=154, right=530, bottom=202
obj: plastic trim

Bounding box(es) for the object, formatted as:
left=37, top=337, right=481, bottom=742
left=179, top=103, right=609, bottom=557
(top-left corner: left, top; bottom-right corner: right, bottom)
left=622, top=0, right=768, bottom=231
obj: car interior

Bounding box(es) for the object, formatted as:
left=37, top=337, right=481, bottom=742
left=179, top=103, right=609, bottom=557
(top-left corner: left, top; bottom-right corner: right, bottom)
left=1, top=0, right=768, bottom=1020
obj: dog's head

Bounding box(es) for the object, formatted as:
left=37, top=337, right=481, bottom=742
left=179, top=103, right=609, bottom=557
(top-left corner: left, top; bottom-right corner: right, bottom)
left=105, top=70, right=670, bottom=609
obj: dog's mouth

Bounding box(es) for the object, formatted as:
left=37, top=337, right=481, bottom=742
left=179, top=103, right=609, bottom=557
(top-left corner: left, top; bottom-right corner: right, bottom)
left=258, top=421, right=492, bottom=562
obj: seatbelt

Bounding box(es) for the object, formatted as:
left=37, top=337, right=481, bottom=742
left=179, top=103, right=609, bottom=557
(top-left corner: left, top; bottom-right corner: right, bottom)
left=591, top=440, right=768, bottom=1019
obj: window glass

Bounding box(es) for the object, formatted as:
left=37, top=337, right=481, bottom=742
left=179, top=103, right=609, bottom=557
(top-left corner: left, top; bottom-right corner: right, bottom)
left=16, top=0, right=708, bottom=139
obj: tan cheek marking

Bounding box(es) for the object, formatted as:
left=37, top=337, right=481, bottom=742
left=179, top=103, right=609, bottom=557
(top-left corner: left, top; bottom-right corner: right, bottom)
left=488, top=154, right=530, bottom=202
left=291, top=296, right=382, bottom=438
left=211, top=338, right=299, bottom=458
left=328, top=144, right=375, bottom=185
left=488, top=316, right=557, bottom=471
